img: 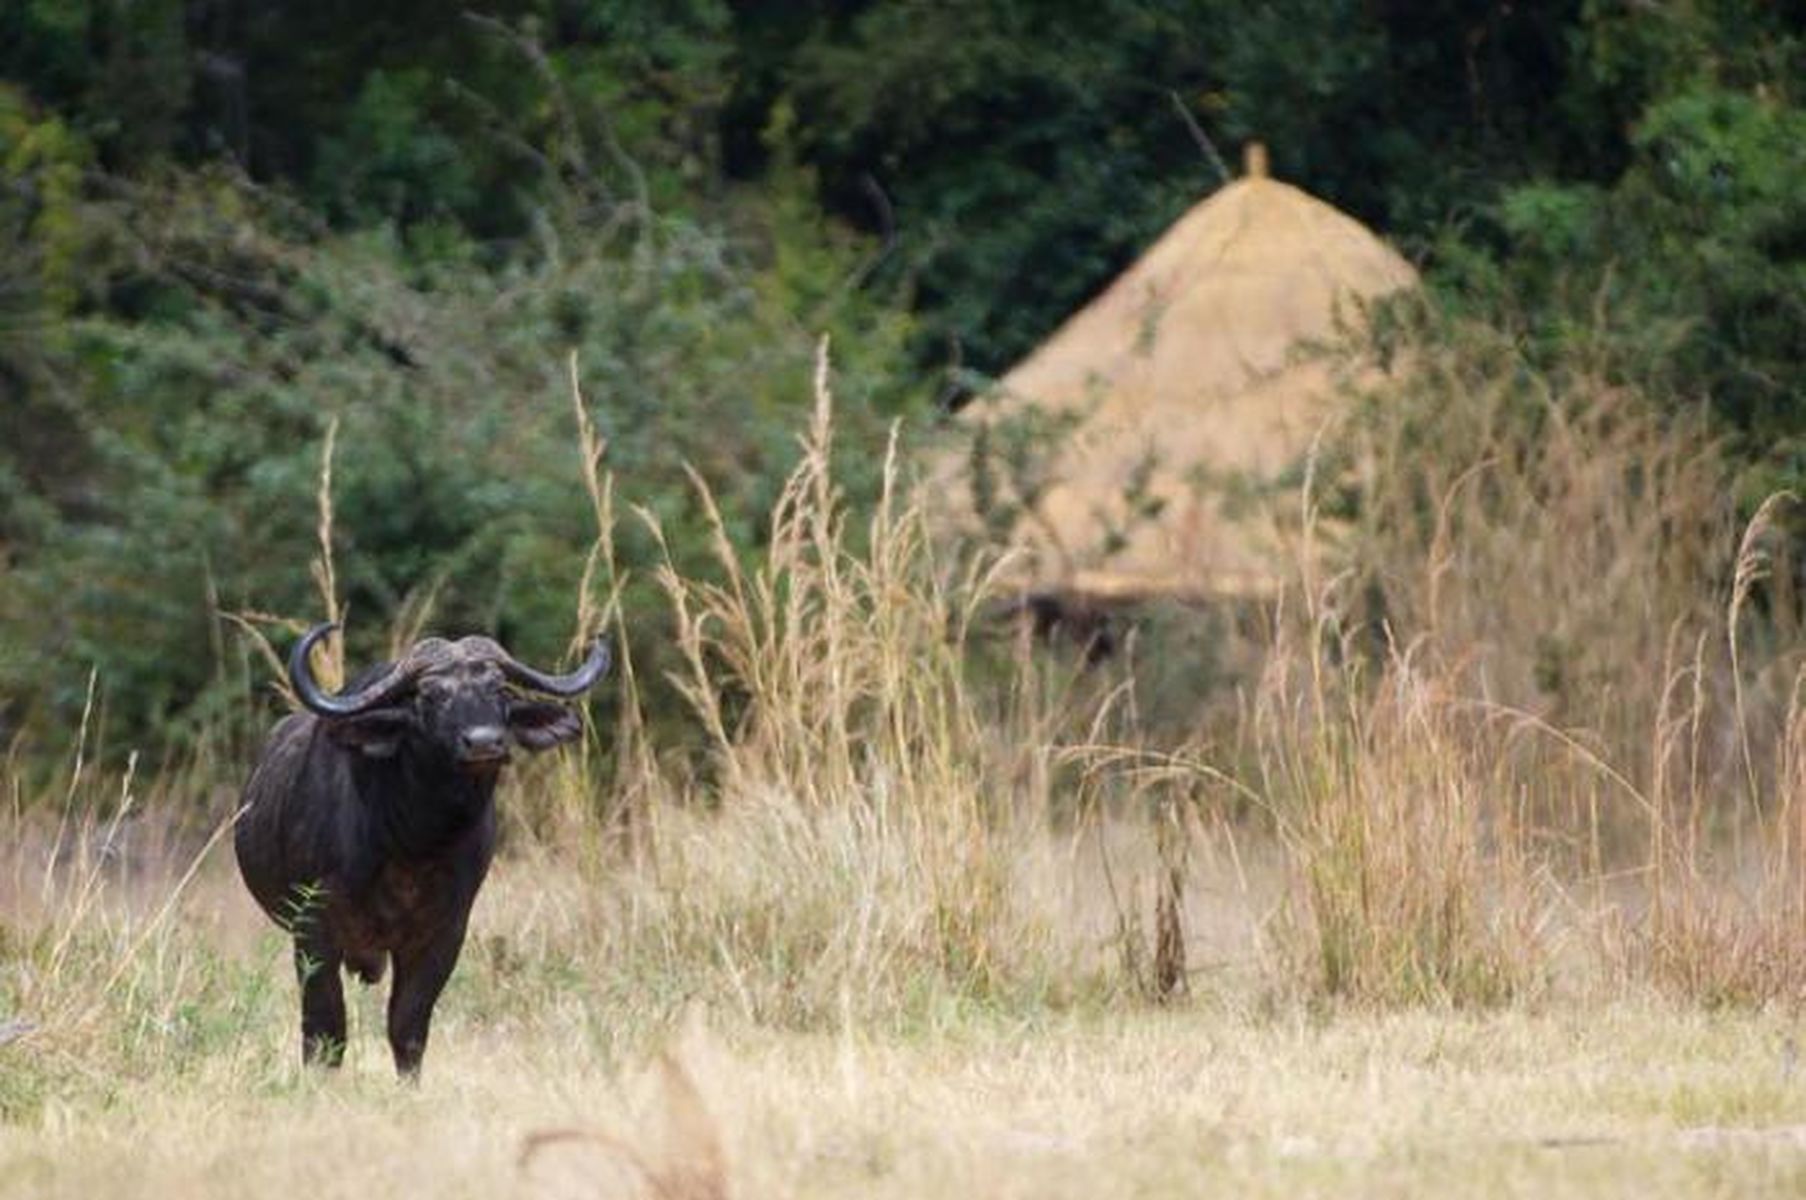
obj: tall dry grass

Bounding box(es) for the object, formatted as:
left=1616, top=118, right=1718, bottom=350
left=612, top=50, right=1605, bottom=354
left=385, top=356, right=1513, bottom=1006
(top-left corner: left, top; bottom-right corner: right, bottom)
left=592, top=340, right=1091, bottom=1023
left=1626, top=494, right=1806, bottom=1007
left=8, top=324, right=1806, bottom=1135
left=1336, top=328, right=1740, bottom=822
left=1226, top=317, right=1806, bottom=1006
left=1244, top=638, right=1548, bottom=1006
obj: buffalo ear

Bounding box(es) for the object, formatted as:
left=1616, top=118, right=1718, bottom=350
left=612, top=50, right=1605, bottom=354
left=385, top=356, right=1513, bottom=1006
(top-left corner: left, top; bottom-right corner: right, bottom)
left=324, top=707, right=414, bottom=759
left=507, top=700, right=582, bottom=751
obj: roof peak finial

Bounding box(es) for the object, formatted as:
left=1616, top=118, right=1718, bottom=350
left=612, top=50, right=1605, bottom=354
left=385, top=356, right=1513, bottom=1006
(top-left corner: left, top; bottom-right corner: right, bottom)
left=1244, top=142, right=1269, bottom=180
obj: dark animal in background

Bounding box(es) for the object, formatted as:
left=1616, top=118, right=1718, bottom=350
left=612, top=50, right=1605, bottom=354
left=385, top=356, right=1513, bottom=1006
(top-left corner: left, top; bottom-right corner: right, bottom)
left=234, top=622, right=611, bottom=1077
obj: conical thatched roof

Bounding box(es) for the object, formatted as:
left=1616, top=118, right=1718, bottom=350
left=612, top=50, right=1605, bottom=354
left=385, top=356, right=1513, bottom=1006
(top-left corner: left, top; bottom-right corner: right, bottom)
left=944, top=146, right=1417, bottom=603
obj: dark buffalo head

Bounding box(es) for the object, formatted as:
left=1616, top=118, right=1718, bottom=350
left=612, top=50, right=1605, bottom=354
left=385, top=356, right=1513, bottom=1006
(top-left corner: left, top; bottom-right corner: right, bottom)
left=288, top=623, right=612, bottom=773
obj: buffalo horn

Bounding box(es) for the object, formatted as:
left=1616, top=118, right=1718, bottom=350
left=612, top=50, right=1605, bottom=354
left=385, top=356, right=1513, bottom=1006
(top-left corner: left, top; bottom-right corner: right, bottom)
left=496, top=638, right=613, bottom=697
left=288, top=622, right=416, bottom=717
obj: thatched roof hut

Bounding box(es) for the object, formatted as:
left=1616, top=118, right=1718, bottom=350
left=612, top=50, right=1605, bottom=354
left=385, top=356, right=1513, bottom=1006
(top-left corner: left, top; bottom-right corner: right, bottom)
left=944, top=145, right=1417, bottom=604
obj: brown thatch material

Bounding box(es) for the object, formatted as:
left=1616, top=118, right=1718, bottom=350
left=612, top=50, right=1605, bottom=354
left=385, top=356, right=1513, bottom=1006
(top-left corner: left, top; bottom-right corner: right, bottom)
left=942, top=151, right=1418, bottom=603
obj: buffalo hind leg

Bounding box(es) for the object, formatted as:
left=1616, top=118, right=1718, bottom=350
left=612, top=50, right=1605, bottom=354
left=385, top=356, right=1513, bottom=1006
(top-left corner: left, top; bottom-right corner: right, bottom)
left=295, top=941, right=347, bottom=1067
left=386, top=922, right=468, bottom=1079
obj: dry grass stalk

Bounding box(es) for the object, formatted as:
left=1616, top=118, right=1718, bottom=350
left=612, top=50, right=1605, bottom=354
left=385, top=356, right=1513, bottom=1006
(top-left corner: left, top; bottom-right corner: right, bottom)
left=584, top=339, right=1072, bottom=1021
left=1252, top=636, right=1548, bottom=1007
left=520, top=1041, right=729, bottom=1200
left=219, top=414, right=348, bottom=711
left=308, top=413, right=344, bottom=688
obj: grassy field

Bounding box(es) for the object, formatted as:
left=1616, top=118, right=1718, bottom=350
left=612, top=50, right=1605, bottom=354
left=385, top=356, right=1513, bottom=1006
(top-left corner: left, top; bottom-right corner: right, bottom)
left=5, top=851, right=1806, bottom=1200
left=7, top=356, right=1806, bottom=1197
left=24, top=1005, right=1806, bottom=1200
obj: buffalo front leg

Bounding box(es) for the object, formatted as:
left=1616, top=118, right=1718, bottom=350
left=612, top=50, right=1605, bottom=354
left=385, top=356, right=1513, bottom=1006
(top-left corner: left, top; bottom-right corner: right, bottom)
left=386, top=922, right=468, bottom=1079
left=294, top=940, right=347, bottom=1067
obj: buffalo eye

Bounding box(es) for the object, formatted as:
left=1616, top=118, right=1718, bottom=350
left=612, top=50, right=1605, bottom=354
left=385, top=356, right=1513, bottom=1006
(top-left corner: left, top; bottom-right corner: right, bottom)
left=415, top=677, right=455, bottom=709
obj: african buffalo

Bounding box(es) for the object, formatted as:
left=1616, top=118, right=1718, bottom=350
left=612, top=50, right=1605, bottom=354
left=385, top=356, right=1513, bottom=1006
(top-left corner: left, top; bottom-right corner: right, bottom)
left=234, top=622, right=611, bottom=1077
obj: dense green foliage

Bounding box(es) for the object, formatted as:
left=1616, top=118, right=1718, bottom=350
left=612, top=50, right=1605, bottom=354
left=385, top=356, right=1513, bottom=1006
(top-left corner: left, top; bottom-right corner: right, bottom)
left=0, top=1, right=1801, bottom=762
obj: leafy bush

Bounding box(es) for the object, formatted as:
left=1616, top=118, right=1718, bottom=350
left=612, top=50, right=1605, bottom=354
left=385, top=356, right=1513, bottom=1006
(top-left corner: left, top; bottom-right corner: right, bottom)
left=0, top=161, right=916, bottom=764
left=1486, top=85, right=1806, bottom=447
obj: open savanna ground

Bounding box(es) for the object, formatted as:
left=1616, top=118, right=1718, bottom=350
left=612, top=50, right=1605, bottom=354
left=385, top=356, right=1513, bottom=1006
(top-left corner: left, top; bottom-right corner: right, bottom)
left=6, top=842, right=1806, bottom=1200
